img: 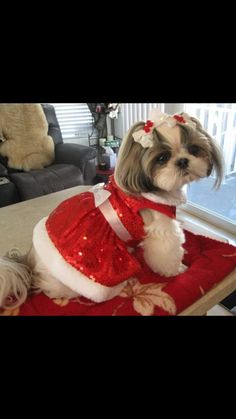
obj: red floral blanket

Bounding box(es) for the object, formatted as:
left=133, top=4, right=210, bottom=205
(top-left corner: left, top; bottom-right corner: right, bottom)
left=1, top=231, right=236, bottom=316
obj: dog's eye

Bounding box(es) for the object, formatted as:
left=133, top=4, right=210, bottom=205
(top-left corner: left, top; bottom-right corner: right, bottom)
left=188, top=144, right=201, bottom=156
left=156, top=152, right=171, bottom=165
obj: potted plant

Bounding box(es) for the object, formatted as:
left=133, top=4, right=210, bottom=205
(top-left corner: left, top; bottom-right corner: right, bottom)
left=87, top=103, right=121, bottom=164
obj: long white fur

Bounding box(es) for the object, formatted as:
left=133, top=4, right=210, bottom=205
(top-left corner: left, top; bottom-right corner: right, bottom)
left=140, top=209, right=187, bottom=277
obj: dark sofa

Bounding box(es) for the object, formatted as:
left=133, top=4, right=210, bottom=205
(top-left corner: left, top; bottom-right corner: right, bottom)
left=0, top=104, right=97, bottom=207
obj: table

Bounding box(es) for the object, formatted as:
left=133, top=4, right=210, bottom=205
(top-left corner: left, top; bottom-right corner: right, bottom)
left=0, top=185, right=90, bottom=255
left=0, top=186, right=235, bottom=315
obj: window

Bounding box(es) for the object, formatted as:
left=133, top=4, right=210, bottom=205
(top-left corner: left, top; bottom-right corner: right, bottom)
left=51, top=103, right=94, bottom=145
left=183, top=103, right=236, bottom=235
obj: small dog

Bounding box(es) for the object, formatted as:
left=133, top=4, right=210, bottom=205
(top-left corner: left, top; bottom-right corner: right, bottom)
left=0, top=109, right=223, bottom=309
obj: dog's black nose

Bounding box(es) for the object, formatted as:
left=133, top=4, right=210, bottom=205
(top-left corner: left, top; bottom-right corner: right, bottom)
left=177, top=158, right=189, bottom=169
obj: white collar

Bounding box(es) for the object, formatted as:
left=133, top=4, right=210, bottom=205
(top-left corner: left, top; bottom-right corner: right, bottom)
left=142, top=188, right=187, bottom=207
left=90, top=183, right=187, bottom=208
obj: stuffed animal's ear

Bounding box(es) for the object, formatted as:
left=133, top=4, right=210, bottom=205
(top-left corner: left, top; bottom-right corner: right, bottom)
left=0, top=128, right=7, bottom=143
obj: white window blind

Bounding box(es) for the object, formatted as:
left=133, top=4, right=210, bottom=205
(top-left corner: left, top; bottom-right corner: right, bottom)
left=51, top=103, right=93, bottom=142
left=121, top=103, right=165, bottom=135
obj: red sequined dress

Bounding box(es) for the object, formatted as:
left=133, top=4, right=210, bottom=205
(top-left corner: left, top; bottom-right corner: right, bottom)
left=44, top=176, right=176, bottom=288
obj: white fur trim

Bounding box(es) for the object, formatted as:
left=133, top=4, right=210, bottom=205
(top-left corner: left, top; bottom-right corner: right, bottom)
left=32, top=217, right=127, bottom=303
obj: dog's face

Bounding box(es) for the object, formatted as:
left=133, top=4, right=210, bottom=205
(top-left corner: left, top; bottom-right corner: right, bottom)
left=115, top=114, right=223, bottom=195
left=150, top=121, right=222, bottom=192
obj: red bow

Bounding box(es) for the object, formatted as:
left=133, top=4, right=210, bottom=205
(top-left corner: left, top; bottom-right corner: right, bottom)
left=143, top=120, right=154, bottom=133
left=173, top=115, right=186, bottom=124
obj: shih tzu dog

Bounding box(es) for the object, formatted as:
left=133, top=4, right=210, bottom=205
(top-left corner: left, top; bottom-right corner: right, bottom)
left=0, top=109, right=223, bottom=310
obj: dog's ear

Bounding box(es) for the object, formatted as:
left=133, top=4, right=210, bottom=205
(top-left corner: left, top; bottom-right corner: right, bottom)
left=205, top=133, right=224, bottom=189
left=185, top=114, right=224, bottom=188
left=182, top=112, right=224, bottom=188
left=195, top=121, right=224, bottom=188
left=114, top=121, right=155, bottom=194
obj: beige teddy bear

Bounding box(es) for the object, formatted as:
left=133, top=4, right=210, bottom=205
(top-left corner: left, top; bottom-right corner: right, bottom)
left=0, top=104, right=55, bottom=171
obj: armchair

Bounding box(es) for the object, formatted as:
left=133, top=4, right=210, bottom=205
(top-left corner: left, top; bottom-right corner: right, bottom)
left=0, top=104, right=97, bottom=207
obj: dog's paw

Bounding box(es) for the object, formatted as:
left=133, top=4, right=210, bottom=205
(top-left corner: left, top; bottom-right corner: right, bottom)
left=178, top=263, right=188, bottom=274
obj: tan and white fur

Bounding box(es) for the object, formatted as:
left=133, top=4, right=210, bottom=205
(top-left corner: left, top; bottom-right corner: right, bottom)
left=0, top=112, right=223, bottom=309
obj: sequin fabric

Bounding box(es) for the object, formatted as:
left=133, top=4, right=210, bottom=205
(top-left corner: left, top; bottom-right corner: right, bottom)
left=45, top=176, right=176, bottom=287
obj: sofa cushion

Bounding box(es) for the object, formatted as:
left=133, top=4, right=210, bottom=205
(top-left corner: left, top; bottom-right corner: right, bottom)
left=9, top=164, right=83, bottom=200
left=0, top=181, right=20, bottom=207
left=41, top=104, right=63, bottom=145
left=0, top=162, right=8, bottom=176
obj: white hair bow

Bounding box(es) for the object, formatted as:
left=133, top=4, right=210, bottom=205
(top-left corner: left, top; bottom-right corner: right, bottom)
left=132, top=109, right=196, bottom=148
